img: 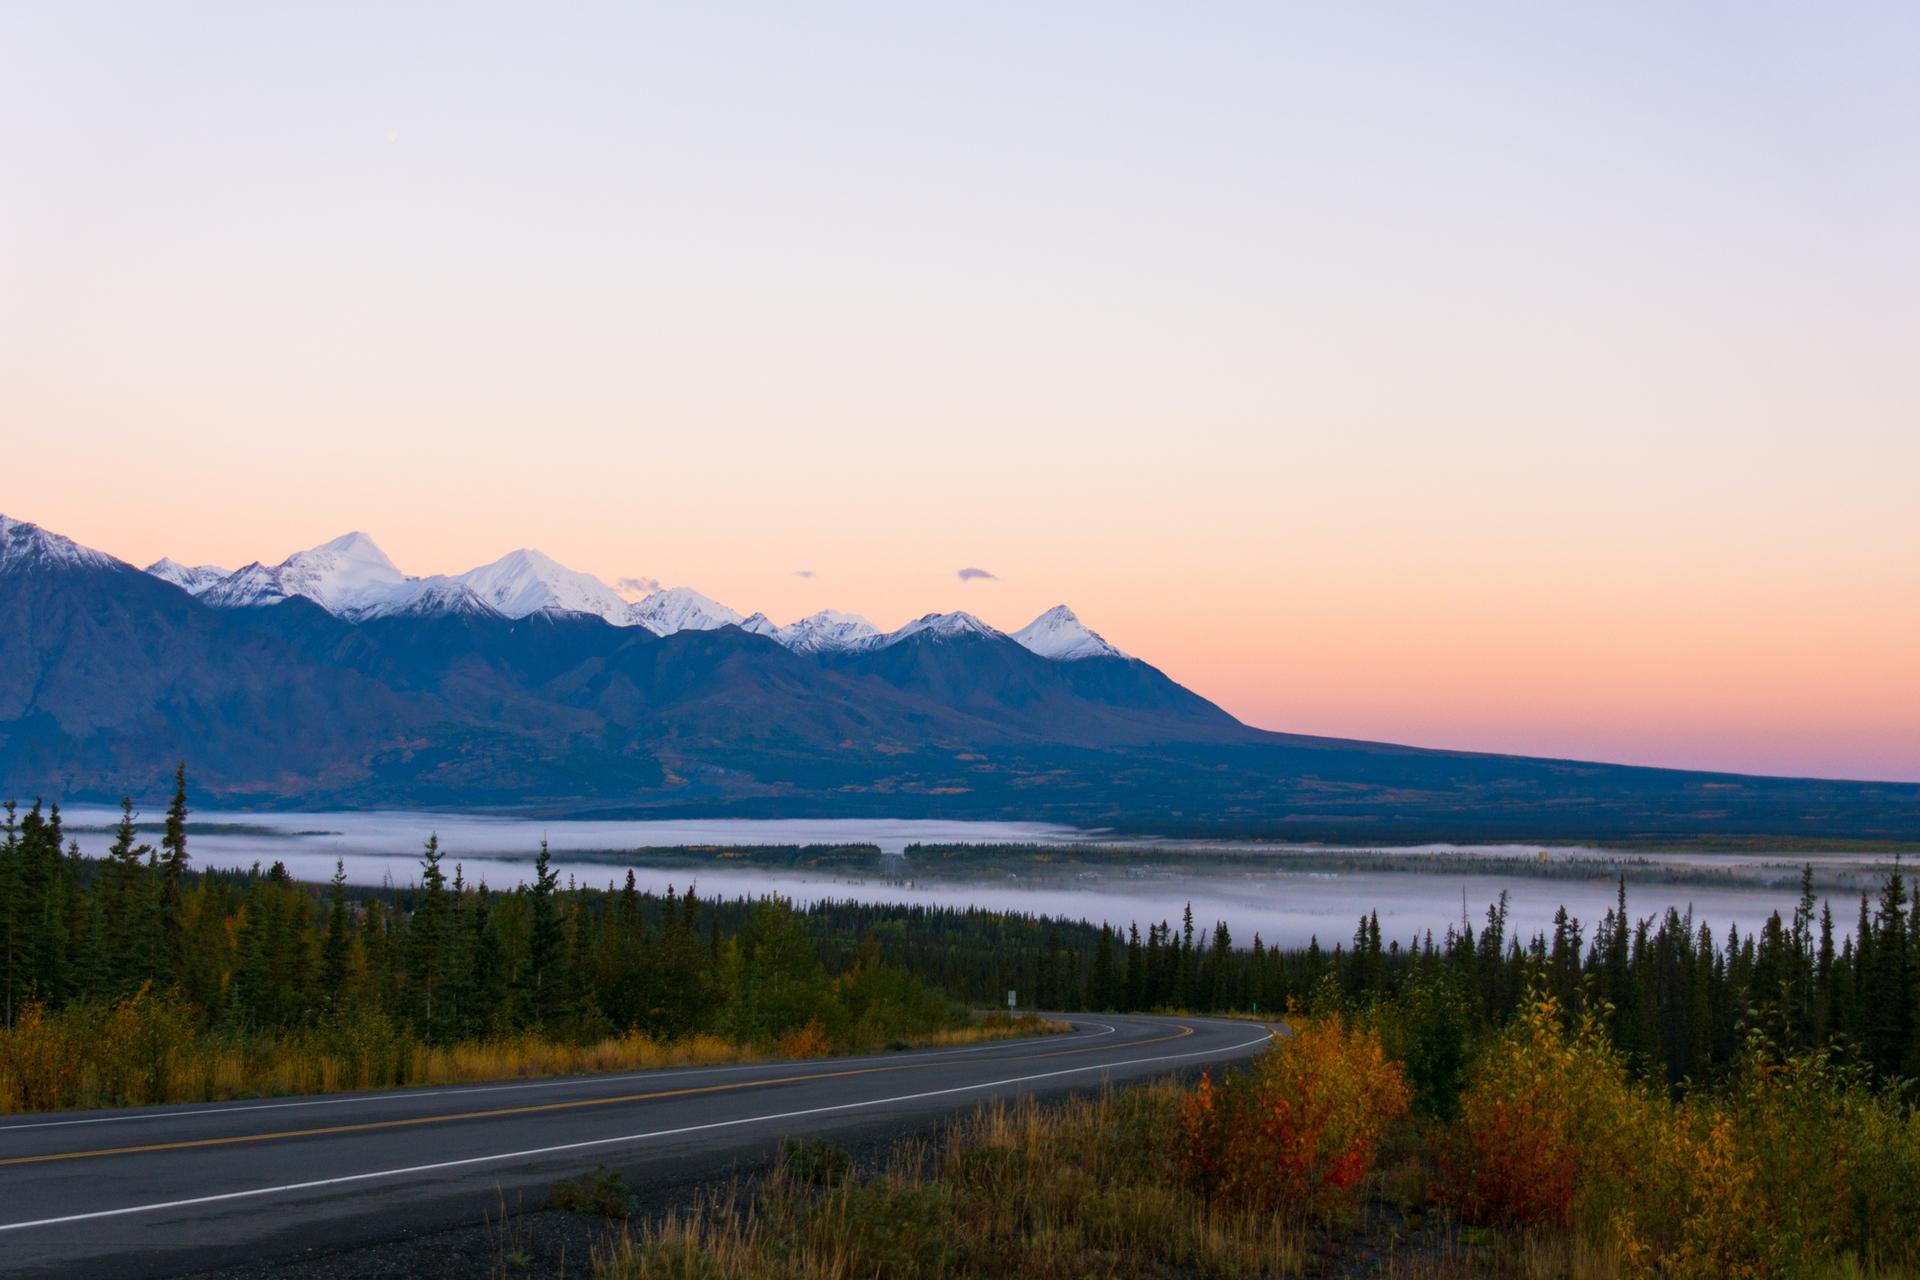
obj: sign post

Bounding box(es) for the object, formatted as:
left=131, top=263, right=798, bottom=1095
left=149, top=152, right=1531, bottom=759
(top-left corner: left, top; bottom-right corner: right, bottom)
left=1007, top=989, right=1017, bottom=1011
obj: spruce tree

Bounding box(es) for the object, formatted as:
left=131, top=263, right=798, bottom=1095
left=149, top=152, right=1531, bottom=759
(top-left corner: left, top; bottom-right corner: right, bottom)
left=523, top=840, right=564, bottom=1027
left=102, top=798, right=154, bottom=997
left=321, top=860, right=351, bottom=1015
left=158, top=763, right=190, bottom=974
left=410, top=835, right=449, bottom=1035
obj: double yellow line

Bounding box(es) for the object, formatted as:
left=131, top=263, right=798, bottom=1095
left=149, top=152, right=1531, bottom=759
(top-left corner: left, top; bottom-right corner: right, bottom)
left=0, top=1023, right=1194, bottom=1169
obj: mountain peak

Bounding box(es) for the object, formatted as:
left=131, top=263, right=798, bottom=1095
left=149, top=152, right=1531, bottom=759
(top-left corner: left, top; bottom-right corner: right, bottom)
left=145, top=557, right=231, bottom=595
left=777, top=609, right=882, bottom=654
left=629, top=586, right=745, bottom=636
left=1011, top=604, right=1125, bottom=661
left=359, top=577, right=502, bottom=620
left=272, top=532, right=407, bottom=613
left=886, top=611, right=1000, bottom=645
left=197, top=561, right=289, bottom=608
left=0, top=514, right=120, bottom=574
left=455, top=549, right=630, bottom=624
left=312, top=529, right=393, bottom=560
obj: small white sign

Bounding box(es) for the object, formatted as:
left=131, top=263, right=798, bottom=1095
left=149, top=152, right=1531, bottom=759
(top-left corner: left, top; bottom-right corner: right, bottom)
left=1006, top=989, right=1016, bottom=1009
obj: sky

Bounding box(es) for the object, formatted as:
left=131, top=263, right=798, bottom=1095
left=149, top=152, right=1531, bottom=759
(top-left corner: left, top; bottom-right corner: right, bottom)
left=2, top=3, right=1916, bottom=782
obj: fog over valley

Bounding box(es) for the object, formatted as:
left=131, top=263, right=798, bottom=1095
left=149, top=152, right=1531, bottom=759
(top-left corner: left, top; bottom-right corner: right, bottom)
left=54, top=808, right=1898, bottom=952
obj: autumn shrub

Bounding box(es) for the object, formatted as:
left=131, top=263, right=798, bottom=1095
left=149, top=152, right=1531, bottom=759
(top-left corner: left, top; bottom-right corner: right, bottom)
left=1441, top=990, right=1673, bottom=1249
left=0, top=1004, right=78, bottom=1111
left=1668, top=1046, right=1920, bottom=1278
left=777, top=1017, right=834, bottom=1059
left=1177, top=1011, right=1410, bottom=1219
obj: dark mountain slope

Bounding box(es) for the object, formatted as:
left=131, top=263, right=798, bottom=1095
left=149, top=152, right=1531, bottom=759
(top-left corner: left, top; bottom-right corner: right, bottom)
left=1, top=515, right=1916, bottom=839
left=827, top=631, right=1251, bottom=747
left=0, top=527, right=424, bottom=801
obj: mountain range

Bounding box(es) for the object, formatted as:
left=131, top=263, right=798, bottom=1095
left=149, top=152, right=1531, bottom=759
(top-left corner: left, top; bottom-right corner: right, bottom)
left=142, top=531, right=1127, bottom=660
left=5, top=514, right=1918, bottom=841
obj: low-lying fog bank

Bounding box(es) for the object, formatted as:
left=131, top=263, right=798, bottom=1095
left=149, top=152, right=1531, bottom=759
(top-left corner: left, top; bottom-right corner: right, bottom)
left=49, top=807, right=1911, bottom=950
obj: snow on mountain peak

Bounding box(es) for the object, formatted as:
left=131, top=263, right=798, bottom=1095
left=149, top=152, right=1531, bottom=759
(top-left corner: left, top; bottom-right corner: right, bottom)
left=885, top=611, right=1001, bottom=645
left=274, top=532, right=406, bottom=612
left=454, top=548, right=631, bottom=624
left=127, top=523, right=1131, bottom=663
left=628, top=586, right=745, bottom=636
left=315, top=530, right=386, bottom=556
left=145, top=557, right=231, bottom=595
left=190, top=531, right=406, bottom=612
left=1011, top=604, right=1125, bottom=661
left=776, top=609, right=882, bottom=654
left=0, top=514, right=121, bottom=574
left=197, top=562, right=287, bottom=608
left=354, top=577, right=501, bottom=621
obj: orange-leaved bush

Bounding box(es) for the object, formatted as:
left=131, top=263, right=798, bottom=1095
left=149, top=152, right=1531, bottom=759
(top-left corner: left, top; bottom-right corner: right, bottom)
left=777, top=1017, right=833, bottom=1059
left=1441, top=989, right=1668, bottom=1243
left=1178, top=1012, right=1409, bottom=1218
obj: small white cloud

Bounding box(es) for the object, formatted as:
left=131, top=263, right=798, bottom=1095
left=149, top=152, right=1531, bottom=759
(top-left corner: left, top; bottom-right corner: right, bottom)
left=957, top=567, right=998, bottom=583
left=792, top=569, right=817, bottom=579
left=616, top=575, right=660, bottom=597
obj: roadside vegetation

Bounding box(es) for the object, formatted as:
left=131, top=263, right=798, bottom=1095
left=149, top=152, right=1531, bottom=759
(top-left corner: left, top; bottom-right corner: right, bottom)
left=582, top=859, right=1920, bottom=1277
left=578, top=993, right=1920, bottom=1279
left=0, top=772, right=1059, bottom=1112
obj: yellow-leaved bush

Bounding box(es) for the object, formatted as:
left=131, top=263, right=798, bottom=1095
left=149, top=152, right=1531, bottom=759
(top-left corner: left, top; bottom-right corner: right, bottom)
left=1443, top=989, right=1920, bottom=1278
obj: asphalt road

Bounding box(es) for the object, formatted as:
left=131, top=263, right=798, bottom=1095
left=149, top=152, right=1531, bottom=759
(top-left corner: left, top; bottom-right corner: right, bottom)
left=0, top=1014, right=1273, bottom=1277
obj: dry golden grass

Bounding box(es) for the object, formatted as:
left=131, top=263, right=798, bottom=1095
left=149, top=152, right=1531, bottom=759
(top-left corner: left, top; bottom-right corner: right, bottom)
left=917, top=1012, right=1070, bottom=1047
left=594, top=1084, right=1310, bottom=1279
left=0, top=997, right=1070, bottom=1115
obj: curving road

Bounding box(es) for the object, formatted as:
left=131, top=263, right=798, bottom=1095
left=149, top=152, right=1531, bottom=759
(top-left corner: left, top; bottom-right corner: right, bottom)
left=0, top=1014, right=1273, bottom=1277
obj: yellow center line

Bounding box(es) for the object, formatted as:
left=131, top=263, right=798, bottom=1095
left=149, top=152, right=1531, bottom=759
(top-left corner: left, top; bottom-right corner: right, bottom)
left=0, top=1023, right=1194, bottom=1169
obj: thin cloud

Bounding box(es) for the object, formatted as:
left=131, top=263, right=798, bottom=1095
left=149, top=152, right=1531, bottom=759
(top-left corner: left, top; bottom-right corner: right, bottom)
left=616, top=575, right=660, bottom=596
left=792, top=569, right=816, bottom=579
left=956, top=567, right=998, bottom=583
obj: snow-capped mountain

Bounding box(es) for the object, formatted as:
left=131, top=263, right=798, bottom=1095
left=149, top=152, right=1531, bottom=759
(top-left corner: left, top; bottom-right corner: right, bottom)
left=196, top=532, right=408, bottom=614
left=628, top=586, right=744, bottom=636
left=0, top=514, right=121, bottom=574
left=360, top=578, right=502, bottom=620
left=277, top=532, right=408, bottom=613
left=132, top=527, right=1131, bottom=663
left=451, top=548, right=631, bottom=625
left=776, top=609, right=882, bottom=654
left=884, top=611, right=1000, bottom=645
left=145, top=557, right=230, bottom=595
left=199, top=562, right=293, bottom=609
left=12, top=511, right=1910, bottom=840
left=1011, top=605, right=1126, bottom=661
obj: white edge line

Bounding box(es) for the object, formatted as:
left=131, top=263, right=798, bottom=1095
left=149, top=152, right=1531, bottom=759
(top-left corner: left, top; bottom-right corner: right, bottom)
left=0, top=1022, right=1118, bottom=1134
left=0, top=1024, right=1273, bottom=1233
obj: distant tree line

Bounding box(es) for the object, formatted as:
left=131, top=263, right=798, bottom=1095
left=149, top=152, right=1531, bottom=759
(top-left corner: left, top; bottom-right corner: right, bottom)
left=0, top=768, right=968, bottom=1050
left=6, top=769, right=1917, bottom=1097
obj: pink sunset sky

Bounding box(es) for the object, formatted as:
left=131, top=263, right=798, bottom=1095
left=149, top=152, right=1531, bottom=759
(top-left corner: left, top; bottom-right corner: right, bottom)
left=3, top=5, right=1916, bottom=781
